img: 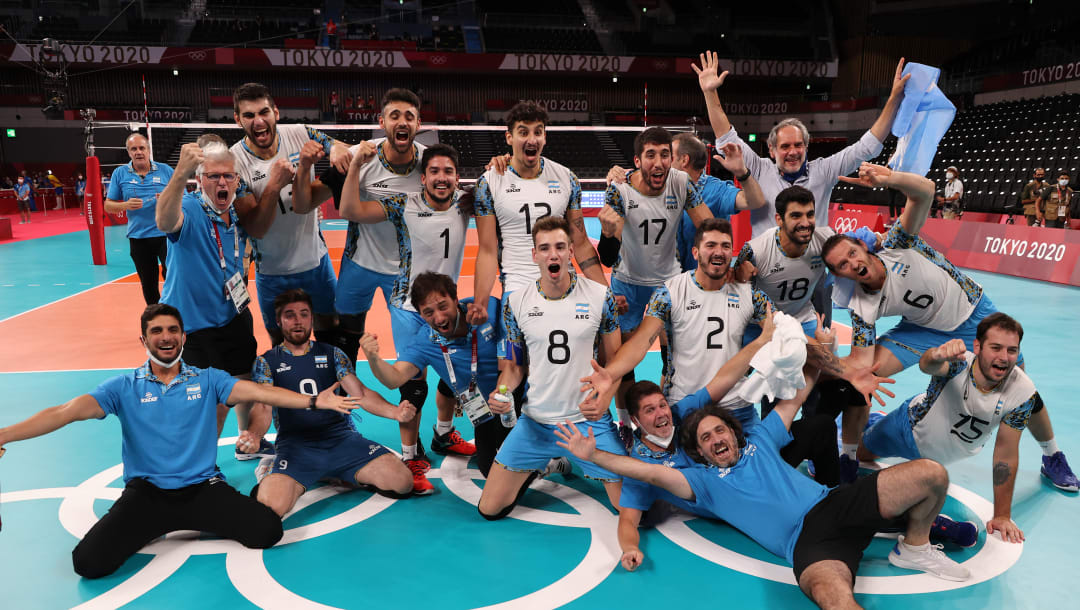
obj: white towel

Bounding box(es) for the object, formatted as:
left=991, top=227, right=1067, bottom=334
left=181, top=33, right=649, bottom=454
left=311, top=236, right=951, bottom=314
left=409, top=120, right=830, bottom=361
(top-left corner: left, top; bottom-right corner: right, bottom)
left=736, top=311, right=808, bottom=403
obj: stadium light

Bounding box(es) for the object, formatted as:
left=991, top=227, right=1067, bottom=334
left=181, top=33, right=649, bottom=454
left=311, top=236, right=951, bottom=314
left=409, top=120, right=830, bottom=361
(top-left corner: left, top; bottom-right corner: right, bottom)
left=5, top=128, right=14, bottom=138
left=748, top=134, right=757, bottom=142
left=173, top=68, right=179, bottom=76
left=612, top=76, right=618, bottom=83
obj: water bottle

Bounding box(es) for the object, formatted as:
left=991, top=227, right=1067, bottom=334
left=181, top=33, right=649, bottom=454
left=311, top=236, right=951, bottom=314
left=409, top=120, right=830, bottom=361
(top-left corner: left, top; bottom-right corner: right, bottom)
left=495, top=384, right=517, bottom=428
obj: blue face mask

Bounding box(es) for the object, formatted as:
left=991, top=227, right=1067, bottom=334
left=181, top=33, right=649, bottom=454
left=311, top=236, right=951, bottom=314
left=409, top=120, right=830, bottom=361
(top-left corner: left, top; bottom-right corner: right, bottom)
left=781, top=160, right=808, bottom=183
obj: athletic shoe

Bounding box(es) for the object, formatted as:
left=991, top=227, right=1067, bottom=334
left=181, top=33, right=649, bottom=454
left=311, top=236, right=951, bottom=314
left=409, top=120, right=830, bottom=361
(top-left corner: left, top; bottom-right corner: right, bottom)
left=413, top=441, right=432, bottom=467
left=931, top=514, right=979, bottom=548
left=888, top=535, right=971, bottom=581
left=839, top=454, right=859, bottom=484
left=254, top=456, right=274, bottom=484
left=1041, top=452, right=1080, bottom=492
left=541, top=457, right=571, bottom=478
left=405, top=458, right=434, bottom=495
left=618, top=424, right=634, bottom=452
left=236, top=438, right=275, bottom=461
left=431, top=427, right=476, bottom=456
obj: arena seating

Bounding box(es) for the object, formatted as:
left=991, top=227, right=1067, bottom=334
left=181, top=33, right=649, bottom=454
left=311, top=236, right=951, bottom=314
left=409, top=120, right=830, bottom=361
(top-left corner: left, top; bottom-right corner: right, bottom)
left=831, top=93, right=1080, bottom=214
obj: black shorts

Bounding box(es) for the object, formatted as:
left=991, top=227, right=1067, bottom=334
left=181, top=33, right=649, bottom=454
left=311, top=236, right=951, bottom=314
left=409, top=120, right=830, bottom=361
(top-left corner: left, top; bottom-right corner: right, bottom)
left=183, top=309, right=257, bottom=376
left=792, top=470, right=894, bottom=584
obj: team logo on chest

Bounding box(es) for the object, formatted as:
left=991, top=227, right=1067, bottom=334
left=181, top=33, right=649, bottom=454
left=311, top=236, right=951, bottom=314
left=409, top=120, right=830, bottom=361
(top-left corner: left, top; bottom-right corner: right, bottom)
left=664, top=194, right=679, bottom=210
left=727, top=293, right=740, bottom=308
left=547, top=180, right=562, bottom=194
left=575, top=303, right=590, bottom=320
left=371, top=182, right=390, bottom=189
left=506, top=184, right=521, bottom=193
left=417, top=210, right=433, bottom=218
left=628, top=199, right=639, bottom=210
left=527, top=306, right=544, bottom=318
left=810, top=255, right=823, bottom=270
left=276, top=362, right=292, bottom=373
left=252, top=170, right=266, bottom=182
left=686, top=299, right=701, bottom=311
left=769, top=262, right=784, bottom=273
left=186, top=384, right=202, bottom=401
left=314, top=354, right=329, bottom=369
left=890, top=261, right=910, bottom=278
left=140, top=391, right=158, bottom=404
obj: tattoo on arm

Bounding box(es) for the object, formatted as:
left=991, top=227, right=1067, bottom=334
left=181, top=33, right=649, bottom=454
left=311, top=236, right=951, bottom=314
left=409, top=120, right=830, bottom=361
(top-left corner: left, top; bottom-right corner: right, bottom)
left=806, top=344, right=845, bottom=377
left=993, top=461, right=1011, bottom=486
left=572, top=216, right=586, bottom=232
left=579, top=255, right=600, bottom=270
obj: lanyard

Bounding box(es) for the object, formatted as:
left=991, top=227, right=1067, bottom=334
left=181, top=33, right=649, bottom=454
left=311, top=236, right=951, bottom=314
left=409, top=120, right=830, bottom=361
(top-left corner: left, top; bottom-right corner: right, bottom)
left=440, top=329, right=477, bottom=394
left=212, top=222, right=240, bottom=300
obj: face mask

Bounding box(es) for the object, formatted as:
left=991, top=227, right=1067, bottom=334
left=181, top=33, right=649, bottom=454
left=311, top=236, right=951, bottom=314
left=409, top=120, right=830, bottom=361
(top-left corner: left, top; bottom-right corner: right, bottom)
left=644, top=430, right=675, bottom=449
left=146, top=346, right=183, bottom=368
left=946, top=172, right=955, bottom=180
left=1059, top=179, right=1069, bottom=187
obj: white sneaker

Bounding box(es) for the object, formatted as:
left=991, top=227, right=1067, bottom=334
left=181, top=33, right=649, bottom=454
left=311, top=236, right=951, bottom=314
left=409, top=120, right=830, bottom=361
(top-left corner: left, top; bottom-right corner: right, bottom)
left=254, top=456, right=274, bottom=483
left=888, top=535, right=971, bottom=581
left=541, top=457, right=572, bottom=478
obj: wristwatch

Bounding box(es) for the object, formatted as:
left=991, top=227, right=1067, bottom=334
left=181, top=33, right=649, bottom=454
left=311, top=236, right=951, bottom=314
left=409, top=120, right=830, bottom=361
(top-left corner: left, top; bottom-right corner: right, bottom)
left=308, top=395, right=317, bottom=410
left=736, top=168, right=752, bottom=182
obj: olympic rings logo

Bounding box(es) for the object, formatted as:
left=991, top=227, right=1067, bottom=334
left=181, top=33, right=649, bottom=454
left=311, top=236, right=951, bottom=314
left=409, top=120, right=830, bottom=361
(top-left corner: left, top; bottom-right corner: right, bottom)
left=429, top=55, right=448, bottom=65
left=832, top=217, right=860, bottom=233
left=0, top=439, right=1022, bottom=607
left=188, top=51, right=207, bottom=61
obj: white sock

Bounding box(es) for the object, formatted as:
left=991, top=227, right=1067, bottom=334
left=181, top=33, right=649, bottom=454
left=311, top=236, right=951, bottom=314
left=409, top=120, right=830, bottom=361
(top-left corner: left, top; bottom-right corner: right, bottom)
left=616, top=408, right=630, bottom=426
left=1038, top=438, right=1060, bottom=457
left=402, top=444, right=417, bottom=460
left=842, top=443, right=858, bottom=459
left=435, top=419, right=453, bottom=436
left=901, top=538, right=930, bottom=552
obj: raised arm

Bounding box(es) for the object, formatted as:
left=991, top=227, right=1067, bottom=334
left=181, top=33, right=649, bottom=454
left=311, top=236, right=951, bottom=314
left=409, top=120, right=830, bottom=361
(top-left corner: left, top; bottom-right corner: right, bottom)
left=692, top=51, right=732, bottom=137
left=358, top=332, right=421, bottom=390
left=568, top=208, right=606, bottom=284
left=713, top=142, right=765, bottom=211
left=869, top=58, right=910, bottom=142
left=156, top=143, right=202, bottom=233
left=918, top=339, right=967, bottom=376
left=554, top=422, right=694, bottom=500
left=0, top=394, right=105, bottom=450
left=291, top=140, right=333, bottom=215
left=338, top=141, right=387, bottom=224
left=838, top=163, right=934, bottom=236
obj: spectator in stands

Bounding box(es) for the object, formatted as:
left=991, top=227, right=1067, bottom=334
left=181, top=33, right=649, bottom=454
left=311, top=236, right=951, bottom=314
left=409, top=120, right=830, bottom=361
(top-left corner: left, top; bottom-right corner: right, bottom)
left=1036, top=173, right=1073, bottom=229
left=1, top=176, right=13, bottom=189
left=1021, top=168, right=1048, bottom=226
left=936, top=166, right=963, bottom=220
left=14, top=175, right=31, bottom=224
left=345, top=95, right=354, bottom=111
left=106, top=133, right=175, bottom=305
left=326, top=18, right=338, bottom=49
left=330, top=90, right=339, bottom=121
left=367, top=94, right=376, bottom=110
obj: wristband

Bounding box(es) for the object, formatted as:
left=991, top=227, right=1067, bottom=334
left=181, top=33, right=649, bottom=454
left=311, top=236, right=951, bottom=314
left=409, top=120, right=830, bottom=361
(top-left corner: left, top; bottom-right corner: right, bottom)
left=308, top=395, right=317, bottom=410
left=735, top=168, right=752, bottom=182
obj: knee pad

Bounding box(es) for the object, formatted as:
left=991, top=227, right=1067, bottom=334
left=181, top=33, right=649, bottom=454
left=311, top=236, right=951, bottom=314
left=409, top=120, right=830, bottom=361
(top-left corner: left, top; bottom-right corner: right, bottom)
left=400, top=378, right=429, bottom=410
left=436, top=378, right=454, bottom=399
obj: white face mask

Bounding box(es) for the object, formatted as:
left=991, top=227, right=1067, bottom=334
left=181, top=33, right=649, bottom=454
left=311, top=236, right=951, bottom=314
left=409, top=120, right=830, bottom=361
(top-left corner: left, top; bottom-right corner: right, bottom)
left=946, top=172, right=955, bottom=180
left=146, top=346, right=183, bottom=369
left=1059, top=179, right=1069, bottom=187
left=644, top=430, right=675, bottom=449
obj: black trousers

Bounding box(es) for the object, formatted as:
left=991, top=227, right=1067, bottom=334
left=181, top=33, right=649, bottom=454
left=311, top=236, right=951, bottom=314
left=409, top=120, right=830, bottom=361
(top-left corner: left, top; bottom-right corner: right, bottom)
left=71, top=477, right=282, bottom=579
left=781, top=413, right=841, bottom=487
left=129, top=236, right=168, bottom=305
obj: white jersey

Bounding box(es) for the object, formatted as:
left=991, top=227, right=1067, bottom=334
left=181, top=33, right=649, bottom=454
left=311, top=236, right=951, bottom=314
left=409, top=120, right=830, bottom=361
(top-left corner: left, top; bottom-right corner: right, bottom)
left=648, top=271, right=768, bottom=407
left=742, top=226, right=834, bottom=324
left=382, top=190, right=469, bottom=312
left=503, top=275, right=620, bottom=424
left=231, top=124, right=328, bottom=276
left=908, top=353, right=1038, bottom=464
left=474, top=158, right=582, bottom=293
left=848, top=223, right=983, bottom=347
left=344, top=139, right=426, bottom=275
left=607, top=169, right=705, bottom=286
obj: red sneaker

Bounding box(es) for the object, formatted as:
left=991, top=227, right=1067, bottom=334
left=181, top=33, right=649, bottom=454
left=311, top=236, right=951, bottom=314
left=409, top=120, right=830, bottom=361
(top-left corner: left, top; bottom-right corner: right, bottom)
left=405, top=458, right=434, bottom=495
left=430, top=427, right=476, bottom=456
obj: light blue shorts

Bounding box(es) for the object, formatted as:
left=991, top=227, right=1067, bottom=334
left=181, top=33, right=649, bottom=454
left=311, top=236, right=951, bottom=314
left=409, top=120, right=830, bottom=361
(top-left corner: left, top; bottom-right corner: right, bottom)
left=861, top=398, right=922, bottom=460
left=256, top=254, right=337, bottom=329
left=495, top=415, right=626, bottom=481
left=878, top=294, right=1023, bottom=369
left=610, top=277, right=659, bottom=333
left=335, top=257, right=396, bottom=316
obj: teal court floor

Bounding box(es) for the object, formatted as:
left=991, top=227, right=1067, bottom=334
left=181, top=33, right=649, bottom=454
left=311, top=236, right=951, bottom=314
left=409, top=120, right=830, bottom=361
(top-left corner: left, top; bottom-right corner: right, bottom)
left=0, top=220, right=1077, bottom=609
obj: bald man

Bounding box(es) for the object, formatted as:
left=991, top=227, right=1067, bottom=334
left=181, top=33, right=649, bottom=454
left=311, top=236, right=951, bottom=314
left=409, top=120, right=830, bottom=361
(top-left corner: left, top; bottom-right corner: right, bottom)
left=105, top=133, right=176, bottom=304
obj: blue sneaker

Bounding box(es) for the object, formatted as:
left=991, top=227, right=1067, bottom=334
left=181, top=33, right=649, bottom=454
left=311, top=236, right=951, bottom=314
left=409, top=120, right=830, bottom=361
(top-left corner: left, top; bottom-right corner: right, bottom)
left=1041, top=452, right=1080, bottom=492
left=931, top=514, right=978, bottom=548
left=236, top=438, right=275, bottom=461
left=839, top=454, right=859, bottom=484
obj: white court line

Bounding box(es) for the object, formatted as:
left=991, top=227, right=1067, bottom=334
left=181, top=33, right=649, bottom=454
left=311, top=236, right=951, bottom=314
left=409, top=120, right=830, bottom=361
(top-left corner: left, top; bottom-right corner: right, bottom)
left=0, top=274, right=136, bottom=325
left=0, top=367, right=130, bottom=375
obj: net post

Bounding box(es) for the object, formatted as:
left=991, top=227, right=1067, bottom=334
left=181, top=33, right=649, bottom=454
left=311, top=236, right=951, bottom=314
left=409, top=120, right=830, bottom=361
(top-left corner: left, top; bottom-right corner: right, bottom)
left=85, top=156, right=107, bottom=265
